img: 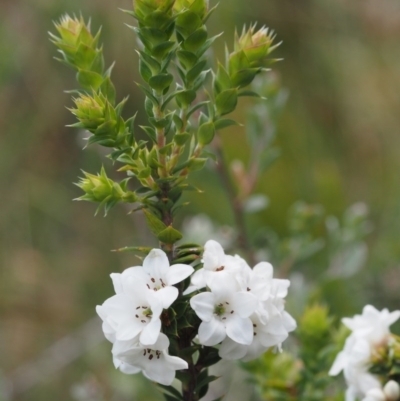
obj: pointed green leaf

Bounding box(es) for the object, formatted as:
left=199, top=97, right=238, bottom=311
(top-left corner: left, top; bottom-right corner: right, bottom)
left=143, top=209, right=167, bottom=236
left=157, top=226, right=183, bottom=244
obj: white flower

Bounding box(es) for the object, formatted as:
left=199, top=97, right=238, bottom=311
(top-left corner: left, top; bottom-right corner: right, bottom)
left=383, top=381, right=400, bottom=401
left=184, top=240, right=241, bottom=294
left=190, top=274, right=257, bottom=346
left=96, top=283, right=163, bottom=345
left=96, top=249, right=194, bottom=345
left=112, top=333, right=188, bottom=385
left=362, top=388, right=386, bottom=401
left=330, top=305, right=400, bottom=401
left=342, top=305, right=400, bottom=344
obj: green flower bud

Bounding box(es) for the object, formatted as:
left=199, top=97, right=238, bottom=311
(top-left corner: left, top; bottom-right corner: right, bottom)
left=70, top=93, right=123, bottom=147
left=54, top=15, right=94, bottom=48
left=71, top=94, right=106, bottom=130
left=234, top=25, right=276, bottom=66
left=76, top=167, right=123, bottom=203
left=50, top=15, right=102, bottom=70
left=228, top=25, right=279, bottom=88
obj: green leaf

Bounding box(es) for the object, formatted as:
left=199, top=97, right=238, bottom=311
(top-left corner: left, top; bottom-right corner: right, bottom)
left=172, top=254, right=200, bottom=264
left=230, top=68, right=260, bottom=88
left=140, top=125, right=157, bottom=142
left=76, top=70, right=104, bottom=90
left=184, top=27, right=208, bottom=52
left=149, top=73, right=173, bottom=92
left=186, top=59, right=208, bottom=85
left=136, top=83, right=159, bottom=106
left=197, top=122, right=215, bottom=145
left=238, top=89, right=264, bottom=98
left=143, top=208, right=167, bottom=236
left=176, top=10, right=202, bottom=37
left=177, top=50, right=198, bottom=70
left=74, top=43, right=98, bottom=70
left=188, top=158, right=207, bottom=171
left=174, top=132, right=191, bottom=146
left=196, top=375, right=219, bottom=396
left=215, top=88, right=238, bottom=116
left=157, top=226, right=183, bottom=244
left=139, top=51, right=161, bottom=74
left=176, top=90, right=197, bottom=108
left=158, top=384, right=182, bottom=400
left=200, top=348, right=221, bottom=368
left=214, top=63, right=231, bottom=94
left=152, top=40, right=175, bottom=59
left=187, top=101, right=209, bottom=119
left=214, top=118, right=239, bottom=130
left=99, top=76, right=116, bottom=104
left=111, top=246, right=153, bottom=254
left=163, top=394, right=182, bottom=401
left=139, top=59, right=153, bottom=83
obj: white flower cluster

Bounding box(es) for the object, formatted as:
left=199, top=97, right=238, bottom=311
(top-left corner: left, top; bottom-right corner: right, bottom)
left=189, top=240, right=296, bottom=361
left=96, top=240, right=296, bottom=385
left=329, top=305, right=400, bottom=401
left=96, top=249, right=193, bottom=385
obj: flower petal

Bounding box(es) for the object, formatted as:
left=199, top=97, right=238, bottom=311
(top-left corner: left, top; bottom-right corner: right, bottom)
left=140, top=317, right=162, bottom=345
left=142, top=359, right=176, bottom=386
left=152, top=286, right=178, bottom=309
left=198, top=319, right=226, bottom=346
left=219, top=337, right=248, bottom=360
left=225, top=316, right=253, bottom=345
left=115, top=320, right=142, bottom=341
left=166, top=264, right=194, bottom=285
left=230, top=292, right=257, bottom=318
left=190, top=292, right=216, bottom=322
left=143, top=249, right=170, bottom=279
left=203, top=240, right=225, bottom=270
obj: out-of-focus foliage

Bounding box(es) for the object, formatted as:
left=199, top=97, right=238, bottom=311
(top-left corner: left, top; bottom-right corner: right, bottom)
left=244, top=305, right=347, bottom=401
left=1, top=0, right=400, bottom=400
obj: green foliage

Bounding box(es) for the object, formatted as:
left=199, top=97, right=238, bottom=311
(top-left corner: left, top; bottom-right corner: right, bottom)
left=50, top=2, right=281, bottom=237
left=243, top=305, right=341, bottom=401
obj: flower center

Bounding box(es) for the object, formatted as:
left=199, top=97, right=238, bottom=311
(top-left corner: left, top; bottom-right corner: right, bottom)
left=135, top=305, right=152, bottom=323
left=146, top=277, right=167, bottom=291
left=143, top=348, right=162, bottom=361
left=214, top=302, right=235, bottom=320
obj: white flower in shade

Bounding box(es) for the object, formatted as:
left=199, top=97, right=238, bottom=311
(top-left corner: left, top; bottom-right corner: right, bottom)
left=112, top=333, right=188, bottom=386
left=96, top=249, right=194, bottom=345
left=219, top=299, right=297, bottom=361
left=190, top=274, right=257, bottom=346
left=330, top=305, right=400, bottom=401
left=184, top=240, right=241, bottom=294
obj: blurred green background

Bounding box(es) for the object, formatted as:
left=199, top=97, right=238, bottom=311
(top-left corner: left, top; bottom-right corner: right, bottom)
left=1, top=0, right=400, bottom=400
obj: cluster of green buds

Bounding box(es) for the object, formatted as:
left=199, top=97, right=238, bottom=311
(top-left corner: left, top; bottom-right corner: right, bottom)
left=76, top=167, right=138, bottom=215
left=51, top=0, right=281, bottom=238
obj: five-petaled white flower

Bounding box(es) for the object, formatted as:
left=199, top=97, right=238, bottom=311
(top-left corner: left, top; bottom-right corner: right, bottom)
left=96, top=249, right=194, bottom=345
left=190, top=274, right=257, bottom=346
left=112, top=333, right=188, bottom=386
left=219, top=300, right=297, bottom=361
